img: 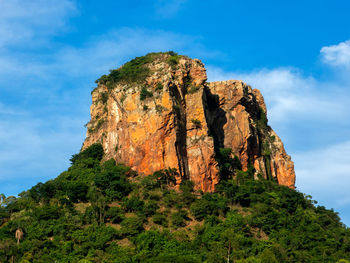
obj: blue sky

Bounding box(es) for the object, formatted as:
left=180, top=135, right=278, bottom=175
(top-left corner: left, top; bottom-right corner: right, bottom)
left=1, top=0, right=350, bottom=225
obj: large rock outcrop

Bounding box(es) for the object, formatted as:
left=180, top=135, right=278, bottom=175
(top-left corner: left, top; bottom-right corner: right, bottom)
left=83, top=52, right=295, bottom=191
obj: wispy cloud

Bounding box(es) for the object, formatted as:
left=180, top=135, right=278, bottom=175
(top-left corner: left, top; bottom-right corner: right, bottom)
left=52, top=28, right=200, bottom=77
left=0, top=108, right=86, bottom=193
left=154, top=0, right=188, bottom=18
left=0, top=27, right=219, bottom=84
left=320, top=39, right=350, bottom=67
left=294, top=141, right=350, bottom=201
left=0, top=0, right=76, bottom=48
left=207, top=40, right=350, bottom=225
left=0, top=25, right=220, bottom=196
left=207, top=66, right=347, bottom=125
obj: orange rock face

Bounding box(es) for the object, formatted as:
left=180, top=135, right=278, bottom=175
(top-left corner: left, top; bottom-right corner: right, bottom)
left=82, top=53, right=295, bottom=191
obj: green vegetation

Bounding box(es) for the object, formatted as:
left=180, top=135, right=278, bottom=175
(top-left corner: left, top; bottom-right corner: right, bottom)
left=253, top=106, right=276, bottom=182
left=155, top=82, right=163, bottom=92
left=120, top=93, right=127, bottom=104
left=100, top=92, right=109, bottom=104
left=188, top=85, right=200, bottom=94
left=1, top=144, right=350, bottom=262
left=191, top=119, right=202, bottom=129
left=215, top=148, right=243, bottom=180
left=140, top=87, right=153, bottom=101
left=96, top=118, right=105, bottom=129
left=166, top=53, right=181, bottom=69
left=256, top=106, right=268, bottom=132
left=96, top=56, right=151, bottom=89
left=88, top=118, right=106, bottom=133
left=155, top=104, right=166, bottom=113
left=95, top=52, right=180, bottom=90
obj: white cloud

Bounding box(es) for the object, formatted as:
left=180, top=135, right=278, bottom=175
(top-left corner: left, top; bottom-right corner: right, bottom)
left=0, top=26, right=222, bottom=197
left=294, top=141, right=350, bottom=207
left=320, top=40, right=350, bottom=67
left=52, top=28, right=198, bottom=77
left=0, top=28, right=218, bottom=83
left=0, top=0, right=76, bottom=47
left=206, top=66, right=348, bottom=125
left=207, top=43, right=350, bottom=225
left=0, top=112, right=85, bottom=182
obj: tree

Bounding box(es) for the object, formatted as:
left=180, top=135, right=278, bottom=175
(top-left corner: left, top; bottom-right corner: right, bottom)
left=0, top=194, right=6, bottom=207
left=153, top=168, right=177, bottom=189
left=15, top=228, right=23, bottom=245
left=70, top=143, right=104, bottom=165
left=259, top=249, right=278, bottom=263
left=87, top=187, right=108, bottom=225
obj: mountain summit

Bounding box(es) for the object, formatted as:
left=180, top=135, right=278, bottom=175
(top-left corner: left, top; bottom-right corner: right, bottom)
left=83, top=52, right=295, bottom=191
left=3, top=52, right=350, bottom=263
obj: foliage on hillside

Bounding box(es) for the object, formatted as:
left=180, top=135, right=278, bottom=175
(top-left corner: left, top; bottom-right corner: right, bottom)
left=0, top=144, right=350, bottom=262
left=95, top=51, right=181, bottom=89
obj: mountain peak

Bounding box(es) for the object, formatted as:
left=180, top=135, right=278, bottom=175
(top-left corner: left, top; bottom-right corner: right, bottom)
left=83, top=53, right=295, bottom=191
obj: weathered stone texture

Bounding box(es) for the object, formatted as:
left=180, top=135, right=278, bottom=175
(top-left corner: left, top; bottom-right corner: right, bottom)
left=83, top=54, right=295, bottom=191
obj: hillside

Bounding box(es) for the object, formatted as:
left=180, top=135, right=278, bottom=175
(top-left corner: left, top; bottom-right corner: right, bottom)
left=0, top=143, right=349, bottom=262
left=0, top=52, right=349, bottom=263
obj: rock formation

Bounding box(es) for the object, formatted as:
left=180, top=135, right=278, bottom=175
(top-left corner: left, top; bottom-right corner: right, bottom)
left=83, top=52, right=295, bottom=191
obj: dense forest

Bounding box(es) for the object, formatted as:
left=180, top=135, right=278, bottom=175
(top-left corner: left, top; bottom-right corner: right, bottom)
left=1, top=143, right=350, bottom=262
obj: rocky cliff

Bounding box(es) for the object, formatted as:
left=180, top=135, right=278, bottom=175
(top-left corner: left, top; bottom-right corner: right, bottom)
left=83, top=52, right=295, bottom=191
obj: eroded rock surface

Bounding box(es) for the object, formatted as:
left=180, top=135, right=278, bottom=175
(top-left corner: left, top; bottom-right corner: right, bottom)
left=83, top=53, right=295, bottom=191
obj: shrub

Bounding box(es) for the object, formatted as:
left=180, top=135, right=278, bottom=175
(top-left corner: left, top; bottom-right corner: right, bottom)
left=94, top=161, right=132, bottom=201
left=140, top=174, right=161, bottom=192
left=204, top=215, right=220, bottom=226
left=96, top=55, right=152, bottom=87
left=140, top=87, right=153, bottom=101
left=190, top=199, right=211, bottom=221
left=153, top=169, right=177, bottom=188
left=167, top=51, right=178, bottom=56
left=106, top=207, right=125, bottom=224
left=171, top=209, right=188, bottom=228
left=95, top=52, right=178, bottom=88
left=167, top=57, right=179, bottom=68
left=147, top=191, right=161, bottom=201
left=100, top=92, right=108, bottom=104
left=191, top=119, right=202, bottom=129
left=259, top=249, right=278, bottom=263
left=256, top=106, right=268, bottom=132
left=122, top=196, right=145, bottom=213
left=70, top=143, right=104, bottom=165
left=96, top=118, right=105, bottom=130
left=179, top=180, right=196, bottom=206
left=156, top=82, right=163, bottom=91
left=144, top=200, right=159, bottom=217
left=153, top=213, right=168, bottom=227
left=155, top=104, right=165, bottom=113
left=120, top=216, right=144, bottom=237
left=215, top=148, right=242, bottom=180
left=190, top=193, right=228, bottom=221
left=33, top=205, right=61, bottom=221
left=66, top=181, right=88, bottom=203
left=188, top=86, right=200, bottom=94
left=163, top=190, right=179, bottom=208
left=167, top=54, right=181, bottom=69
